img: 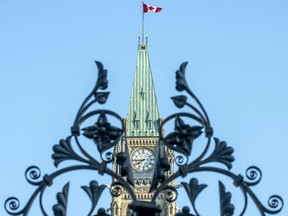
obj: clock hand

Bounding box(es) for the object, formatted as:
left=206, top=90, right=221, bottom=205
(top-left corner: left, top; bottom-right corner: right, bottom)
left=133, top=159, right=146, bottom=165
left=132, top=159, right=145, bottom=162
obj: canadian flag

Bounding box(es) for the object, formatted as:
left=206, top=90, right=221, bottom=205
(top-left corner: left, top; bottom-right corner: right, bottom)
left=143, top=3, right=162, bottom=13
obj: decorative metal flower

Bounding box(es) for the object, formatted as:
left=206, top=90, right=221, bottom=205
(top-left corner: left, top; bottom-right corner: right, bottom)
left=164, top=116, right=202, bottom=156
left=82, top=113, right=122, bottom=153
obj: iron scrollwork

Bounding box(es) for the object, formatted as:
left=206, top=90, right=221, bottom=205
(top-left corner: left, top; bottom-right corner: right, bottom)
left=149, top=62, right=283, bottom=215
left=4, top=61, right=283, bottom=215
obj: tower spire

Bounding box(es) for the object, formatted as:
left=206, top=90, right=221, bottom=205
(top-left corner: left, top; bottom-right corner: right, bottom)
left=126, top=39, right=160, bottom=137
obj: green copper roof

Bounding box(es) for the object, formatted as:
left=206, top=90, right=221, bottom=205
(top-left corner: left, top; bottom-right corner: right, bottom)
left=126, top=42, right=160, bottom=137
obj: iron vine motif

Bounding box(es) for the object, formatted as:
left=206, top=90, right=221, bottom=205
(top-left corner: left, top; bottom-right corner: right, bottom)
left=4, top=61, right=283, bottom=216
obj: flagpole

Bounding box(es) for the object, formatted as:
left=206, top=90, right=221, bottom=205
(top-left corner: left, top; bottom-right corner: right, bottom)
left=142, top=1, right=144, bottom=45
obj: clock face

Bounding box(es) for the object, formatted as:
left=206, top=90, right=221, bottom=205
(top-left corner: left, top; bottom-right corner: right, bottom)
left=131, top=148, right=156, bottom=172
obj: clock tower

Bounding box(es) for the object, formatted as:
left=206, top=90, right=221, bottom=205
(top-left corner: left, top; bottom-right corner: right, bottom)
left=111, top=38, right=176, bottom=216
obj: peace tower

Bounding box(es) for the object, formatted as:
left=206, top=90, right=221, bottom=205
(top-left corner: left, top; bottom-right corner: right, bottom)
left=111, top=38, right=176, bottom=216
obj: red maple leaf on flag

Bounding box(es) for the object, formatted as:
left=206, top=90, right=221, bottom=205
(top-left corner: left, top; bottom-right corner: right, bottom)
left=143, top=4, right=162, bottom=13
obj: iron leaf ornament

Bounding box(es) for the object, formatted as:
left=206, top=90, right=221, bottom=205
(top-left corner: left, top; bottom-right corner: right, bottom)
left=219, top=181, right=234, bottom=216
left=4, top=61, right=284, bottom=216
left=81, top=181, right=106, bottom=216
left=94, top=92, right=110, bottom=104
left=94, top=61, right=108, bottom=91
left=176, top=62, right=189, bottom=92
left=52, top=136, right=89, bottom=167
left=181, top=178, right=207, bottom=215
left=53, top=183, right=70, bottom=216
left=171, top=95, right=187, bottom=108
left=200, top=138, right=235, bottom=169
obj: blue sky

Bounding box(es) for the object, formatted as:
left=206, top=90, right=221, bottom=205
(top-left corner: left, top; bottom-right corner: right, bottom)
left=0, top=0, right=287, bottom=215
